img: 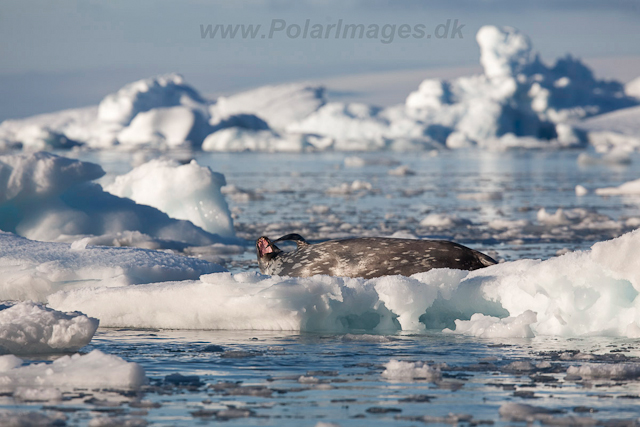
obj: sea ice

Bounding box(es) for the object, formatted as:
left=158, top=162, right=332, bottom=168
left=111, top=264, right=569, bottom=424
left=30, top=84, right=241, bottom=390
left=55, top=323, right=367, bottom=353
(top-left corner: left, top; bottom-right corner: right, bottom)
left=1, top=27, right=635, bottom=152
left=566, top=363, right=640, bottom=380
left=47, top=228, right=640, bottom=338
left=0, top=302, right=98, bottom=354
left=381, top=359, right=442, bottom=382
left=0, top=152, right=234, bottom=248
left=0, top=231, right=223, bottom=302
left=0, top=350, right=146, bottom=390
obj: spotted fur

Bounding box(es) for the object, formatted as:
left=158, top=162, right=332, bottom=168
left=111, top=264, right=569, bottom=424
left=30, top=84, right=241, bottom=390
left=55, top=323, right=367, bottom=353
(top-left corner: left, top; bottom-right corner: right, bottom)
left=256, top=235, right=497, bottom=278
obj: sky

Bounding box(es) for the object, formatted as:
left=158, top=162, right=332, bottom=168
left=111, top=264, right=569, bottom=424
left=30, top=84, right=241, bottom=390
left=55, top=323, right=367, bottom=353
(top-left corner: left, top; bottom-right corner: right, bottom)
left=1, top=0, right=639, bottom=121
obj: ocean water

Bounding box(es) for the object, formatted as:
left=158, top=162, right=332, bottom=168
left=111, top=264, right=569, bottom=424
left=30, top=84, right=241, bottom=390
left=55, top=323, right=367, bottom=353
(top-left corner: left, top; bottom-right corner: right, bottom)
left=4, top=149, right=640, bottom=426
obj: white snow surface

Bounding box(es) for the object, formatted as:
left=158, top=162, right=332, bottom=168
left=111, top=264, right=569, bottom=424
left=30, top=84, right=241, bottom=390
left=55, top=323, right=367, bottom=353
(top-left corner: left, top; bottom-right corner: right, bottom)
left=46, top=228, right=640, bottom=337
left=105, top=159, right=234, bottom=237
left=0, top=350, right=146, bottom=390
left=0, top=152, right=233, bottom=248
left=0, top=231, right=223, bottom=302
left=0, top=302, right=98, bottom=354
left=0, top=27, right=636, bottom=152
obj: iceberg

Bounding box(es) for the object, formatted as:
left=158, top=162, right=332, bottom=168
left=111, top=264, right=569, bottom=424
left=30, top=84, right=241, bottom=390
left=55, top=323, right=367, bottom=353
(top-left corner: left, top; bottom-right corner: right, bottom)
left=0, top=27, right=635, bottom=152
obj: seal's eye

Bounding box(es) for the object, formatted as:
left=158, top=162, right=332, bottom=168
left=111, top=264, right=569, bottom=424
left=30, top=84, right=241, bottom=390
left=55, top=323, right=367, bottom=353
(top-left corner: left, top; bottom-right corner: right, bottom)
left=257, top=238, right=273, bottom=257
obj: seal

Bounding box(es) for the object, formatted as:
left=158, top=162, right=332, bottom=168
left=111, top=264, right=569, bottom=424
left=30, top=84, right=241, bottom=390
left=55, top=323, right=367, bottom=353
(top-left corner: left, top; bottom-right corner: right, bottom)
left=256, top=234, right=497, bottom=278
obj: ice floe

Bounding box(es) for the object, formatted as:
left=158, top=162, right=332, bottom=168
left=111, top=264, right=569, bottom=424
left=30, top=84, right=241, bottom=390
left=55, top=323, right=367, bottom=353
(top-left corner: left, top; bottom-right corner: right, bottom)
left=0, top=302, right=98, bottom=354
left=43, top=228, right=640, bottom=337
left=0, top=152, right=236, bottom=249
left=0, top=350, right=146, bottom=390
left=0, top=231, right=223, bottom=302
left=381, top=360, right=442, bottom=382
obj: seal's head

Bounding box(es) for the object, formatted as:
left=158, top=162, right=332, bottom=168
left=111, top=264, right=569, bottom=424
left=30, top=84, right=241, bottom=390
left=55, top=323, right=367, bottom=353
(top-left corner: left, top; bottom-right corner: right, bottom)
left=256, top=236, right=282, bottom=273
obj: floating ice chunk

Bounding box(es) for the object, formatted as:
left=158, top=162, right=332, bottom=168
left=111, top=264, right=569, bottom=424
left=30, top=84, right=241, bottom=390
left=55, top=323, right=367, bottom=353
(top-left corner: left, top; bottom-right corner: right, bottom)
left=0, top=302, right=98, bottom=354
left=13, top=387, right=63, bottom=402
left=0, top=152, right=229, bottom=248
left=388, top=165, right=415, bottom=176
left=537, top=208, right=571, bottom=226
left=0, top=350, right=146, bottom=390
left=444, top=311, right=537, bottom=338
left=105, top=159, right=234, bottom=237
left=381, top=359, right=441, bottom=382
left=595, top=178, right=640, bottom=196
left=566, top=363, right=640, bottom=380
left=326, top=180, right=373, bottom=196
left=0, top=231, right=223, bottom=302
left=575, top=185, right=588, bottom=196
left=419, top=213, right=470, bottom=228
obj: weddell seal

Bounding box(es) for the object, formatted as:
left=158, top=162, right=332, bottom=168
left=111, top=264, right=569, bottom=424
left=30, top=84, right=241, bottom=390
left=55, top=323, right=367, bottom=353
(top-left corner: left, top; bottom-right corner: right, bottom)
left=256, top=234, right=497, bottom=279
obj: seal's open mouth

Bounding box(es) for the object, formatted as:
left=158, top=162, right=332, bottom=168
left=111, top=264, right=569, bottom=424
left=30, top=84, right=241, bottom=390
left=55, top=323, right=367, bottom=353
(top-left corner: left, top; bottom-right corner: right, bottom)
left=257, top=237, right=273, bottom=257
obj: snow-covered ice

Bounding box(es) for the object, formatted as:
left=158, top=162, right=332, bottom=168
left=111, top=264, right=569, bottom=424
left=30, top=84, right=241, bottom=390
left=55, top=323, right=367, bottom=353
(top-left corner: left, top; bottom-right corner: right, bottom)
left=0, top=302, right=98, bottom=354
left=44, top=228, right=640, bottom=337
left=0, top=231, right=223, bottom=302
left=0, top=350, right=146, bottom=390
left=0, top=152, right=235, bottom=248
left=381, top=359, right=442, bottom=382
left=566, top=363, right=640, bottom=380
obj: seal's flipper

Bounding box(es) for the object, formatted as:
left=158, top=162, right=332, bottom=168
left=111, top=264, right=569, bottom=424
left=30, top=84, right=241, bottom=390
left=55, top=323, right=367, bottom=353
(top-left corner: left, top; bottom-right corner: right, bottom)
left=274, top=233, right=308, bottom=247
